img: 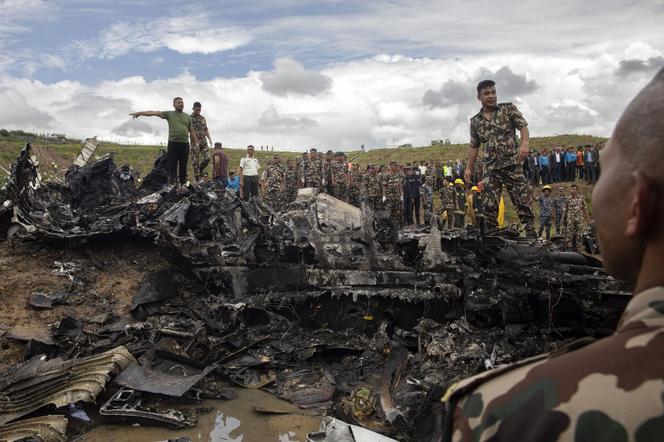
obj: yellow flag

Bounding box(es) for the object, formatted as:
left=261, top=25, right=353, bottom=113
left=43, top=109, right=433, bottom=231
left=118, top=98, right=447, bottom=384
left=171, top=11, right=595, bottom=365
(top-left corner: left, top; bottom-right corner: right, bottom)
left=498, top=195, right=505, bottom=227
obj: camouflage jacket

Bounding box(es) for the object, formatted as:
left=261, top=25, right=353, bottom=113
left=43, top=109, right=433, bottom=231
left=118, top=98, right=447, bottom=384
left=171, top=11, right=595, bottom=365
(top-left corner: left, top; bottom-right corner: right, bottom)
left=554, top=196, right=566, bottom=217
left=285, top=167, right=299, bottom=189
left=331, top=161, right=349, bottom=186
left=264, top=163, right=285, bottom=191
left=421, top=184, right=434, bottom=208
left=538, top=195, right=554, bottom=219
left=190, top=113, right=209, bottom=149
left=563, top=195, right=587, bottom=224
left=384, top=172, right=403, bottom=200
left=443, top=285, right=664, bottom=442
left=364, top=174, right=382, bottom=198
left=469, top=103, right=528, bottom=172
left=453, top=188, right=467, bottom=213
left=440, top=186, right=455, bottom=209
left=302, top=157, right=324, bottom=186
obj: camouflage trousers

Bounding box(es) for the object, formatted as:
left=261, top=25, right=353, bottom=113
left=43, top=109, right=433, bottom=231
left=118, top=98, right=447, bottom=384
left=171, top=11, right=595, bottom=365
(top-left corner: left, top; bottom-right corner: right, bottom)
left=423, top=203, right=433, bottom=225
left=484, top=165, right=534, bottom=228
left=190, top=143, right=210, bottom=181
left=264, top=189, right=285, bottom=212
left=386, top=198, right=402, bottom=227
left=564, top=220, right=585, bottom=253
left=348, top=188, right=361, bottom=207
left=436, top=207, right=454, bottom=229
left=331, top=183, right=349, bottom=202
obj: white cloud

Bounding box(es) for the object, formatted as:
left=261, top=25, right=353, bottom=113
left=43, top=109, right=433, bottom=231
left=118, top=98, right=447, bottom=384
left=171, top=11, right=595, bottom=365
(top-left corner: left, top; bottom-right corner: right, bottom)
left=75, top=13, right=252, bottom=59
left=260, top=58, right=333, bottom=96
left=0, top=42, right=661, bottom=150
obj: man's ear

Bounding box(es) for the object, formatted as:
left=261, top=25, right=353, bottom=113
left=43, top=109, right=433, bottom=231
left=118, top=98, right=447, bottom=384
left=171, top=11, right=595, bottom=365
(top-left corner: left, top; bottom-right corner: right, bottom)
left=625, top=171, right=658, bottom=238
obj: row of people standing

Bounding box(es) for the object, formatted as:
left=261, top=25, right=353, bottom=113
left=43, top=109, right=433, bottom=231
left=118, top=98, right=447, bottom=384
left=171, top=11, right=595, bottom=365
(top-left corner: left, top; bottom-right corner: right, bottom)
left=524, top=144, right=601, bottom=186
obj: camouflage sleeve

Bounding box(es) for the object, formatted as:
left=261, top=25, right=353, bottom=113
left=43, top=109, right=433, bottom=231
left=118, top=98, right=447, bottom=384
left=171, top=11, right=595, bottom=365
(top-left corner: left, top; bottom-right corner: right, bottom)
left=509, top=104, right=528, bottom=130
left=469, top=120, right=480, bottom=149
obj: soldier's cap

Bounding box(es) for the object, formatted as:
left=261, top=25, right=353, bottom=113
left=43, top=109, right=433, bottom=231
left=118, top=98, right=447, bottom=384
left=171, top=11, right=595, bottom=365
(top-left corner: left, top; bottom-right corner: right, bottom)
left=214, top=142, right=222, bottom=147
left=309, top=148, right=317, bottom=152
left=471, top=185, right=479, bottom=192
left=326, top=150, right=334, bottom=155
left=454, top=178, right=465, bottom=186
left=542, top=185, right=552, bottom=191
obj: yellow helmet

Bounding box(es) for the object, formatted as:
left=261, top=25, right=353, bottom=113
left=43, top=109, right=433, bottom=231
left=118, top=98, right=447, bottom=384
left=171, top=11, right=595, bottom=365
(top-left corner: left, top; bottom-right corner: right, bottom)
left=542, top=185, right=552, bottom=191
left=471, top=186, right=479, bottom=192
left=454, top=178, right=464, bottom=186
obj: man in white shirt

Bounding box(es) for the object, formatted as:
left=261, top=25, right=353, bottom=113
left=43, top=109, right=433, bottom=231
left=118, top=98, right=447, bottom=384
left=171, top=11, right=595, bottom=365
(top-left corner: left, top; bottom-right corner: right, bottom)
left=240, top=145, right=260, bottom=201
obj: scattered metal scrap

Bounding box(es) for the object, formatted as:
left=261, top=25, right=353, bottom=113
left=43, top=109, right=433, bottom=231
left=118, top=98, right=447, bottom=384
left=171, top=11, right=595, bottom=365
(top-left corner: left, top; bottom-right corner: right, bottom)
left=0, top=346, right=135, bottom=425
left=0, top=415, right=68, bottom=442
left=0, top=144, right=633, bottom=440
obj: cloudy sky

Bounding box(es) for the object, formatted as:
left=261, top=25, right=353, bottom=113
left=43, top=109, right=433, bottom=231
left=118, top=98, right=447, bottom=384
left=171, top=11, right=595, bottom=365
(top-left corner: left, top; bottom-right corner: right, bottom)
left=1, top=0, right=663, bottom=150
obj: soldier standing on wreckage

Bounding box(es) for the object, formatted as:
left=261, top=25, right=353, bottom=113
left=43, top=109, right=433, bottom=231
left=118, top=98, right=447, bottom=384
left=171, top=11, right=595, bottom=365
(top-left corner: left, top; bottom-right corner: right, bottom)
left=442, top=66, right=664, bottom=442
left=130, top=97, right=198, bottom=186
left=562, top=183, right=589, bottom=252
left=263, top=155, right=286, bottom=212
left=442, top=65, right=664, bottom=442
left=438, top=179, right=455, bottom=229
left=465, top=80, right=536, bottom=236
left=190, top=102, right=213, bottom=181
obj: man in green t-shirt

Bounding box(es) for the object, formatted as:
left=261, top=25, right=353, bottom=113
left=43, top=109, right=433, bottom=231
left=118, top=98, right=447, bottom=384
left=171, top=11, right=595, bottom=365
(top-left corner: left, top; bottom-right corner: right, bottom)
left=130, top=97, right=198, bottom=185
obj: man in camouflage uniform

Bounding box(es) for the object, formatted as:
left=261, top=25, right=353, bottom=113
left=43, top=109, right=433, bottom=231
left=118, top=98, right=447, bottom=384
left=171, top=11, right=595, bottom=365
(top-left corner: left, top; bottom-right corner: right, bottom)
left=284, top=159, right=300, bottom=204
left=190, top=102, right=213, bottom=181
left=438, top=179, right=455, bottom=229
left=421, top=176, right=434, bottom=225
left=383, top=162, right=403, bottom=226
left=363, top=165, right=383, bottom=211
left=442, top=66, right=664, bottom=442
left=330, top=152, right=349, bottom=202
left=301, top=148, right=324, bottom=190
left=348, top=163, right=362, bottom=207
left=538, top=185, right=555, bottom=240
left=323, top=150, right=335, bottom=194
left=465, top=80, right=535, bottom=236
left=562, top=183, right=589, bottom=252
left=263, top=155, right=286, bottom=212
left=553, top=186, right=566, bottom=234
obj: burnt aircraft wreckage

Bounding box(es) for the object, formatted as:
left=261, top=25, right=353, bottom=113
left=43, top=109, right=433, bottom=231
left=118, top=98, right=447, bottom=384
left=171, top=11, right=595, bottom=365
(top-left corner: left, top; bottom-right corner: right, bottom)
left=0, top=143, right=631, bottom=441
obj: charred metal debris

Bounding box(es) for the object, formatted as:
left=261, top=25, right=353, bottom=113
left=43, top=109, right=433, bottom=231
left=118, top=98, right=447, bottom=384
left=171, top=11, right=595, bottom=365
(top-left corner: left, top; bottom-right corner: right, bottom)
left=0, top=144, right=632, bottom=440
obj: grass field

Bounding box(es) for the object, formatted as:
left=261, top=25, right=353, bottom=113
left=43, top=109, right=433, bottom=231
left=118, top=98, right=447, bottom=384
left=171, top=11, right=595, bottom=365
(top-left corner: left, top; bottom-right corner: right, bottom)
left=1, top=134, right=601, bottom=225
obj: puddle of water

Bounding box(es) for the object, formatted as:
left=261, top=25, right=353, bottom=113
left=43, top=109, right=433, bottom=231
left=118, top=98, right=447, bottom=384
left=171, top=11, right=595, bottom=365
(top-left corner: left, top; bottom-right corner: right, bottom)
left=82, top=388, right=322, bottom=442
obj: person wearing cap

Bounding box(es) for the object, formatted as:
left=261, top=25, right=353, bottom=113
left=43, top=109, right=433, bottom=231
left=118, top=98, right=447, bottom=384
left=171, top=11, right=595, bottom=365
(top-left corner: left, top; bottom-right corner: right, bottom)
left=421, top=176, right=434, bottom=225
left=467, top=185, right=484, bottom=232
left=538, top=149, right=551, bottom=184
left=538, top=185, right=554, bottom=240
left=239, top=145, right=260, bottom=201
left=565, top=147, right=578, bottom=181
left=453, top=178, right=467, bottom=228
left=576, top=145, right=585, bottom=182
left=584, top=144, right=598, bottom=184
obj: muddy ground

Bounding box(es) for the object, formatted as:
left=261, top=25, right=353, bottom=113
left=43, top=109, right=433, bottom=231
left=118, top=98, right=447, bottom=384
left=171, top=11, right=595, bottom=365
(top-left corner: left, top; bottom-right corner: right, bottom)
left=0, top=241, right=168, bottom=371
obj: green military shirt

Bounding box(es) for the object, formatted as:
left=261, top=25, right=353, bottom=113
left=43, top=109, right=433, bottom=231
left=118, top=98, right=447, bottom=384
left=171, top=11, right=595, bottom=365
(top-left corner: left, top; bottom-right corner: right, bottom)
left=443, top=285, right=664, bottom=442
left=162, top=110, right=192, bottom=143
left=469, top=103, right=528, bottom=172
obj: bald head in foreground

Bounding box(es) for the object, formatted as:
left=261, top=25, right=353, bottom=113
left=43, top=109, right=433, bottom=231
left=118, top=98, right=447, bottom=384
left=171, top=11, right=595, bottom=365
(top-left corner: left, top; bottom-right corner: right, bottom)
left=441, top=67, right=664, bottom=442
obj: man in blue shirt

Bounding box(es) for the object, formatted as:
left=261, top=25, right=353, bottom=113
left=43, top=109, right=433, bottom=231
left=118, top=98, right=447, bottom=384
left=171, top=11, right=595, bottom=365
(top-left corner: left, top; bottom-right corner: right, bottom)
left=227, top=171, right=240, bottom=195
left=538, top=149, right=551, bottom=184
left=564, top=147, right=577, bottom=181
left=584, top=145, right=597, bottom=184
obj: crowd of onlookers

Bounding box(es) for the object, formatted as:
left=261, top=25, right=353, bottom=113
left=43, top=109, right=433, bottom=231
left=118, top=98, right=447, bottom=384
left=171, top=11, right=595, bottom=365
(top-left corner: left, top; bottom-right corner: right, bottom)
left=522, top=143, right=602, bottom=186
